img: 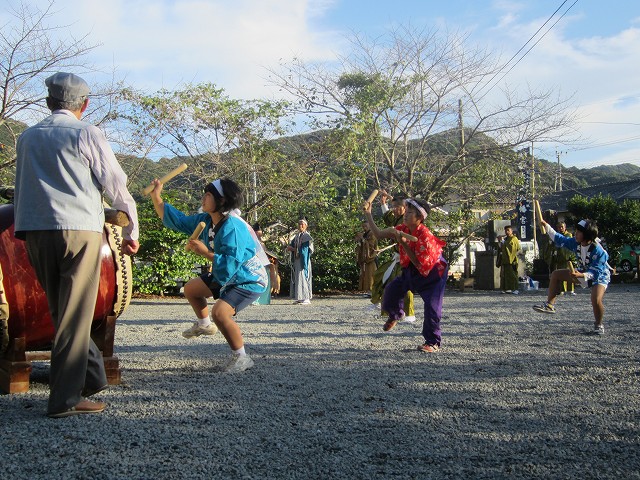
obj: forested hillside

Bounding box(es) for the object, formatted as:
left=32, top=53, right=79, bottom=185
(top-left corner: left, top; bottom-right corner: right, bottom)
left=1, top=121, right=638, bottom=203
left=0, top=120, right=27, bottom=156
left=119, top=129, right=640, bottom=206
left=535, top=158, right=640, bottom=190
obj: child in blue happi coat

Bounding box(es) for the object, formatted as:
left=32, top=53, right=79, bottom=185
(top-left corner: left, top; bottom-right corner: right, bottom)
left=150, top=177, right=267, bottom=372
left=533, top=219, right=610, bottom=335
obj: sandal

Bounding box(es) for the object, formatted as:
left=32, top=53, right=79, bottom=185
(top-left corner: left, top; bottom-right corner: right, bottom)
left=418, top=343, right=440, bottom=353
left=383, top=319, right=398, bottom=332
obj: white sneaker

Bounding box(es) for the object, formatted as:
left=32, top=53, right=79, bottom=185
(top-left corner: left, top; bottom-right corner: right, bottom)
left=365, top=303, right=381, bottom=312
left=588, top=325, right=605, bottom=336
left=512, top=290, right=519, bottom=295
left=222, top=354, right=254, bottom=373
left=402, top=315, right=416, bottom=323
left=299, top=299, right=311, bottom=305
left=182, top=322, right=218, bottom=338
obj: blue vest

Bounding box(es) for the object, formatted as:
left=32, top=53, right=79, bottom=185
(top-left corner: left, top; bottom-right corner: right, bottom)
left=14, top=113, right=105, bottom=239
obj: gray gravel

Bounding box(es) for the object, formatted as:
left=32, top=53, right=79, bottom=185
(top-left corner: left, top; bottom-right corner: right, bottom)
left=1, top=284, right=639, bottom=479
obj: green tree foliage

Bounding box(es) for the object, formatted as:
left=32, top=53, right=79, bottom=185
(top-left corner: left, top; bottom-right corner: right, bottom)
left=566, top=194, right=640, bottom=265
left=305, top=201, right=360, bottom=293
left=431, top=205, right=487, bottom=268
left=115, top=84, right=292, bottom=215
left=132, top=192, right=202, bottom=295
left=254, top=176, right=362, bottom=294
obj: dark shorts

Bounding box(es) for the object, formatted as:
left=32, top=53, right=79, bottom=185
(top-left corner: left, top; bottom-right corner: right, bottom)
left=200, top=272, right=222, bottom=299
left=199, top=272, right=261, bottom=313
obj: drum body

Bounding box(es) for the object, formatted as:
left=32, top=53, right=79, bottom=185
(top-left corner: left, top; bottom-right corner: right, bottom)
left=0, top=203, right=131, bottom=352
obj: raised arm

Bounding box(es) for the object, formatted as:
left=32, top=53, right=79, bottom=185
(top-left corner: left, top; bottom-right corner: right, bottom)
left=363, top=199, right=399, bottom=241
left=149, top=179, right=165, bottom=220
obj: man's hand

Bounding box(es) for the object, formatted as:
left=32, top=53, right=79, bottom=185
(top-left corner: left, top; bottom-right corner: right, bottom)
left=121, top=239, right=139, bottom=255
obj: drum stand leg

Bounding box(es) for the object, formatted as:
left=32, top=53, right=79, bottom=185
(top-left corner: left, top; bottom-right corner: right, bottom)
left=0, top=337, right=32, bottom=394
left=0, top=315, right=122, bottom=394
left=92, top=314, right=121, bottom=386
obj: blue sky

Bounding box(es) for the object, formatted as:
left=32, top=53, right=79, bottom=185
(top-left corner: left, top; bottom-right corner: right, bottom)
left=5, top=0, right=640, bottom=169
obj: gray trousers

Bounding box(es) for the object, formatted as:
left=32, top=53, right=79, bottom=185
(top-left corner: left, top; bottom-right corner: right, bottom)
left=26, top=230, right=107, bottom=414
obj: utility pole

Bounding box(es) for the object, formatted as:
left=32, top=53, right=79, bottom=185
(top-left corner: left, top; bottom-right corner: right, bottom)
left=555, top=150, right=563, bottom=192
left=459, top=99, right=471, bottom=279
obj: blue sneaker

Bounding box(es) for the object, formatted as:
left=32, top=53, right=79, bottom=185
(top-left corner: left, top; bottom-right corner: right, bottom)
left=532, top=302, right=555, bottom=314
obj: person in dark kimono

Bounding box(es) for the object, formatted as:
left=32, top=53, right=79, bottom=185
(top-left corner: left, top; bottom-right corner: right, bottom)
left=369, top=191, right=416, bottom=322
left=355, top=221, right=378, bottom=293
left=287, top=218, right=314, bottom=304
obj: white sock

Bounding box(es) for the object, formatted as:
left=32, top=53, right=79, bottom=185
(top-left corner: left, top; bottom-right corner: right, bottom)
left=233, top=346, right=246, bottom=356
left=197, top=316, right=211, bottom=327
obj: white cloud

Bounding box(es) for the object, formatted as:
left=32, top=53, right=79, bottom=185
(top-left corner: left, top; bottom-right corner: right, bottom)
left=7, top=0, right=640, bottom=167
left=473, top=4, right=640, bottom=167
left=19, top=0, right=343, bottom=98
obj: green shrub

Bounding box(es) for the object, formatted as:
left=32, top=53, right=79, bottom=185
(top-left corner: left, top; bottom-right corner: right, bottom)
left=132, top=192, right=202, bottom=295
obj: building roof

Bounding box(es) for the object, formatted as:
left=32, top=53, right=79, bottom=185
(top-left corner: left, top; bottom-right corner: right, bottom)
left=539, top=178, right=640, bottom=212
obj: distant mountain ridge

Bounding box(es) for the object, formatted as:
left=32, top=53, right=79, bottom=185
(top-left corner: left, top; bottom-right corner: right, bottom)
left=2, top=120, right=638, bottom=191
left=0, top=119, right=28, bottom=148
left=537, top=158, right=640, bottom=190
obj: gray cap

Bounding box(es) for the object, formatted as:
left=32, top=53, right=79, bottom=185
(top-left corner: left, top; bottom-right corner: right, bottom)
left=45, top=72, right=90, bottom=101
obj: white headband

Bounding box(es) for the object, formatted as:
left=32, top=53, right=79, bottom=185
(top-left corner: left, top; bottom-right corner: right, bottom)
left=211, top=179, right=224, bottom=196
left=404, top=199, right=428, bottom=220
left=298, top=219, right=308, bottom=226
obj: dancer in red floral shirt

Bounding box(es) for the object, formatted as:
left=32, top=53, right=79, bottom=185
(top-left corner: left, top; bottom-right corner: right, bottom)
left=363, top=197, right=448, bottom=352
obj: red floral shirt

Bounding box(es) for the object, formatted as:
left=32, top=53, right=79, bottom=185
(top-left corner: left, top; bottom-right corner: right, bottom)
left=396, top=224, right=447, bottom=277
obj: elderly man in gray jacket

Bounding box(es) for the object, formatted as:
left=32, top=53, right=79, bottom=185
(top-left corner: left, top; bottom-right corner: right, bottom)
left=14, top=72, right=139, bottom=418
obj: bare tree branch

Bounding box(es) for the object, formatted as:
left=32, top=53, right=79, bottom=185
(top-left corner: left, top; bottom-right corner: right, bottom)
left=268, top=24, right=578, bottom=205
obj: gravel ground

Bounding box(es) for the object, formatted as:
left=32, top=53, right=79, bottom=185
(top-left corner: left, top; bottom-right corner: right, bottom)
left=1, top=283, right=639, bottom=480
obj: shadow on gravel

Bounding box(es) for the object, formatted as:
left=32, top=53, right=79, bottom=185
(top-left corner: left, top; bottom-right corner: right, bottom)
left=2, top=287, right=638, bottom=479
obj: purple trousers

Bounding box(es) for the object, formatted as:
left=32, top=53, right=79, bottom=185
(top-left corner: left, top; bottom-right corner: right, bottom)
left=382, top=263, right=448, bottom=346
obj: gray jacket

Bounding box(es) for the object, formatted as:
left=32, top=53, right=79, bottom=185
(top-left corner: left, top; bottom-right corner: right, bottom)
left=14, top=112, right=126, bottom=239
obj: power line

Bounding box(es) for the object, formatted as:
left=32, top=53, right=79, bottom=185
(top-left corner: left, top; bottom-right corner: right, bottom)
left=566, top=134, right=640, bottom=152
left=472, top=0, right=570, bottom=98
left=579, top=121, right=640, bottom=126
left=473, top=0, right=579, bottom=103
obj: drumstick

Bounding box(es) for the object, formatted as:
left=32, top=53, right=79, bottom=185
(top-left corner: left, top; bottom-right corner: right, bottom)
left=185, top=221, right=206, bottom=251
left=142, top=163, right=188, bottom=195
left=534, top=199, right=546, bottom=234
left=376, top=244, right=396, bottom=254
left=104, top=208, right=130, bottom=227
left=567, top=261, right=581, bottom=285
left=366, top=189, right=379, bottom=204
